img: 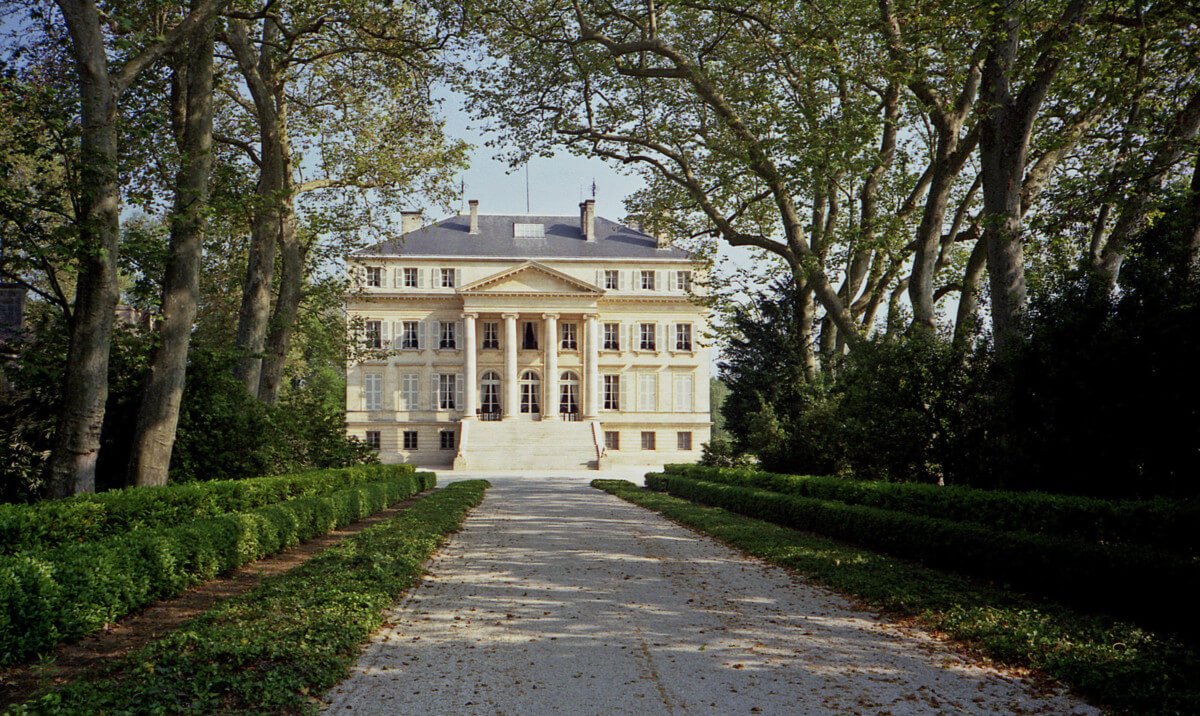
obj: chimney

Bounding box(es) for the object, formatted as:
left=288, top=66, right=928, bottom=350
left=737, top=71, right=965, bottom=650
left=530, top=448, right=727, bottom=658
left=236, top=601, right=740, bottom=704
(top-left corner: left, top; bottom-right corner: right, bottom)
left=580, top=199, right=596, bottom=242
left=468, top=199, right=479, bottom=234
left=400, top=211, right=423, bottom=235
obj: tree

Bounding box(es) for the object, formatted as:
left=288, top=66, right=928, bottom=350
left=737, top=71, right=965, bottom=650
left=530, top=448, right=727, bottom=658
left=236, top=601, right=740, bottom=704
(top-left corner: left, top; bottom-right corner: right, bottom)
left=126, top=4, right=217, bottom=487
left=46, top=0, right=226, bottom=496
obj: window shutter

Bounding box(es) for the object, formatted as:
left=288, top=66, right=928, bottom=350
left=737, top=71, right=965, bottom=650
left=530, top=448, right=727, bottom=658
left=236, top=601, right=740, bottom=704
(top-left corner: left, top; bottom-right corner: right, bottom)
left=631, top=270, right=639, bottom=290
left=455, top=320, right=464, bottom=350
left=380, top=321, right=390, bottom=346
left=619, top=270, right=626, bottom=290
left=430, top=320, right=440, bottom=349
left=393, top=321, right=402, bottom=348
left=657, top=270, right=665, bottom=291
left=595, top=269, right=602, bottom=288
left=416, top=319, right=426, bottom=350
left=417, top=268, right=426, bottom=289
left=455, top=268, right=462, bottom=288
left=619, top=374, right=630, bottom=412
left=456, top=373, right=464, bottom=411
left=393, top=268, right=401, bottom=288
left=656, top=323, right=663, bottom=353
left=431, top=374, right=440, bottom=410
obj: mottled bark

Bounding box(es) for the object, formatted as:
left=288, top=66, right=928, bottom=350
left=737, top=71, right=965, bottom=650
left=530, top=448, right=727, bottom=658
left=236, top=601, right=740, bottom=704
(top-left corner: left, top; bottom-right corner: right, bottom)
left=257, top=212, right=303, bottom=404
left=47, top=0, right=224, bottom=497
left=979, top=0, right=1090, bottom=351
left=128, top=16, right=214, bottom=487
left=953, top=236, right=989, bottom=348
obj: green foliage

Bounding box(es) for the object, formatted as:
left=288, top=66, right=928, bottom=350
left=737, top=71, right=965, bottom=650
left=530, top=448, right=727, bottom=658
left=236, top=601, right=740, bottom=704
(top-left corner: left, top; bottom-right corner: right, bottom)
left=11, top=480, right=488, bottom=714
left=0, top=470, right=434, bottom=668
left=698, top=436, right=756, bottom=469
left=593, top=479, right=1200, bottom=714
left=643, top=473, right=1200, bottom=638
left=0, top=464, right=416, bottom=556
left=661, top=465, right=1200, bottom=554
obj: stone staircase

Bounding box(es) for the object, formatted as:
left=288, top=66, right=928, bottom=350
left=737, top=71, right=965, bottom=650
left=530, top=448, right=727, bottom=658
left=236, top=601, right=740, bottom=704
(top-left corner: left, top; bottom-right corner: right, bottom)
left=454, top=418, right=602, bottom=470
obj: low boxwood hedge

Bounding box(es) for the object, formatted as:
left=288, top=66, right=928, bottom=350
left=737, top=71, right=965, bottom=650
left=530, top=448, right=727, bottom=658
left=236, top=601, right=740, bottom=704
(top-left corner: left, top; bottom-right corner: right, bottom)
left=594, top=479, right=1199, bottom=714
left=9, top=480, right=488, bottom=715
left=0, top=464, right=417, bottom=556
left=662, top=464, right=1200, bottom=554
left=0, top=471, right=435, bottom=668
left=646, top=473, right=1200, bottom=638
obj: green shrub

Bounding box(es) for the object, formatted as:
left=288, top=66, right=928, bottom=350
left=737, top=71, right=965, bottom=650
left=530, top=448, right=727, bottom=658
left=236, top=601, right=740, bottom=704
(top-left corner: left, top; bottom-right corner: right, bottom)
left=0, top=472, right=434, bottom=668
left=11, top=480, right=488, bottom=715
left=661, top=464, right=1200, bottom=554
left=645, top=473, right=1200, bottom=637
left=0, top=464, right=416, bottom=556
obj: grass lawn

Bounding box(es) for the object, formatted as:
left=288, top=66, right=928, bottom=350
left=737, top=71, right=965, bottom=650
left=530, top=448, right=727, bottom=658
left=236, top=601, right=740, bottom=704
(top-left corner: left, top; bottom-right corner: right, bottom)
left=593, top=479, right=1199, bottom=715
left=7, top=480, right=489, bottom=715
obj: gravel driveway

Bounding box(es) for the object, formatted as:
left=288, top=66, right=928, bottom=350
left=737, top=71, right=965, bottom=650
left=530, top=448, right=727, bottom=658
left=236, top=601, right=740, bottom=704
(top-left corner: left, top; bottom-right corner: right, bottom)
left=324, top=471, right=1095, bottom=715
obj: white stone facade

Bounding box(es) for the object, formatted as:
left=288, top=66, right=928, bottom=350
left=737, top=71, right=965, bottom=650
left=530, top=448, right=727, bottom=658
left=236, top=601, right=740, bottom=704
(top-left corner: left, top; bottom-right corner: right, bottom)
left=346, top=207, right=710, bottom=470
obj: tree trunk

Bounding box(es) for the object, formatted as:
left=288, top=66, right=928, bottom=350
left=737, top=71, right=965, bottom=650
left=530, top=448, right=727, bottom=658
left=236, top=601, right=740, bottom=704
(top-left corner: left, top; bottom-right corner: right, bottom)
left=46, top=0, right=122, bottom=497
left=257, top=205, right=303, bottom=404
left=953, top=237, right=989, bottom=348
left=232, top=208, right=278, bottom=394
left=127, top=16, right=214, bottom=487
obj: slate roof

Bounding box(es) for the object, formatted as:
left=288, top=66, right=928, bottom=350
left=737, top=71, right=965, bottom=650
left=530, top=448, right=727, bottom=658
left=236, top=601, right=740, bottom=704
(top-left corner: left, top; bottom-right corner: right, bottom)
left=354, top=214, right=692, bottom=260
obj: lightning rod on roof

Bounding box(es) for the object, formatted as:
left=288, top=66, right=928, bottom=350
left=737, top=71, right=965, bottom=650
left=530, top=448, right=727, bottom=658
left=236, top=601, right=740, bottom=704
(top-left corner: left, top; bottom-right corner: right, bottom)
left=592, top=179, right=597, bottom=198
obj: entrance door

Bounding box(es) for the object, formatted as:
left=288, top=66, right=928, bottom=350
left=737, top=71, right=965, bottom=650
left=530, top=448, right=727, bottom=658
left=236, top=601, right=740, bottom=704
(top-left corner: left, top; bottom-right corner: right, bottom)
left=559, top=371, right=580, bottom=419
left=480, top=371, right=501, bottom=419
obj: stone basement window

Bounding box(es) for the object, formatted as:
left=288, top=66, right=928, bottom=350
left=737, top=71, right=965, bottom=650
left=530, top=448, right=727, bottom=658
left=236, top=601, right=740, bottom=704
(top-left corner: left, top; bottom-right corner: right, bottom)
left=365, top=431, right=381, bottom=449
left=605, top=431, right=620, bottom=450
left=439, top=430, right=456, bottom=450
left=641, top=431, right=656, bottom=450
left=677, top=432, right=693, bottom=450
left=403, top=430, right=418, bottom=450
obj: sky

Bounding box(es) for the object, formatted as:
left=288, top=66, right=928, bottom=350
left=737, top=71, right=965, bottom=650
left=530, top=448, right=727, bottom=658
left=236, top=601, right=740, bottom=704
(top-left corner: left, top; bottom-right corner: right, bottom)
left=432, top=89, right=645, bottom=222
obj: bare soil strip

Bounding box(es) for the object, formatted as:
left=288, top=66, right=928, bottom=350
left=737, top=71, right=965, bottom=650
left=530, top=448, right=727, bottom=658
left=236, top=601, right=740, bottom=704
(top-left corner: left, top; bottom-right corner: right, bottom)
left=0, top=491, right=429, bottom=709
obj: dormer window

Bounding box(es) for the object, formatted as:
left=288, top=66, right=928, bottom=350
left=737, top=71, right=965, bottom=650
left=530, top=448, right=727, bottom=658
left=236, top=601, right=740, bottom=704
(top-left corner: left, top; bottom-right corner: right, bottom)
left=514, top=223, right=545, bottom=239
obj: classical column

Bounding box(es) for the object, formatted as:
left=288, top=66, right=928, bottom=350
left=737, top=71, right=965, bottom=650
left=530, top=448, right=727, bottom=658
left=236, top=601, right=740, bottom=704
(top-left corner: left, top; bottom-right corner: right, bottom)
left=542, top=313, right=559, bottom=419
left=462, top=312, right=478, bottom=417
left=584, top=313, right=600, bottom=418
left=502, top=313, right=519, bottom=418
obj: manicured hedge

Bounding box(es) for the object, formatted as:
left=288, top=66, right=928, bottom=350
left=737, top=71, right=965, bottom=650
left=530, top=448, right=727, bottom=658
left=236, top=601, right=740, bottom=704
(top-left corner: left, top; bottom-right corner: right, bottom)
left=11, top=480, right=488, bottom=715
left=0, top=472, right=435, bottom=668
left=0, top=464, right=417, bottom=556
left=662, top=464, right=1200, bottom=554
left=646, top=473, right=1200, bottom=637
left=594, top=479, right=1200, bottom=714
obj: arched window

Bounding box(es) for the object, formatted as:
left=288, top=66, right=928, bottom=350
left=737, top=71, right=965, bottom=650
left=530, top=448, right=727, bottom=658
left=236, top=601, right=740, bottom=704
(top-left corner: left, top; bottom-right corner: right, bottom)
left=481, top=371, right=501, bottom=416
left=559, top=371, right=580, bottom=416
left=520, top=370, right=541, bottom=414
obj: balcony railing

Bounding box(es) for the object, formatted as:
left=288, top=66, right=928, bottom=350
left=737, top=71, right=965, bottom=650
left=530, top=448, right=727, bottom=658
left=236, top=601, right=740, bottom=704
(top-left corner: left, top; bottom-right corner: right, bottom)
left=477, top=409, right=502, bottom=421
left=560, top=411, right=581, bottom=422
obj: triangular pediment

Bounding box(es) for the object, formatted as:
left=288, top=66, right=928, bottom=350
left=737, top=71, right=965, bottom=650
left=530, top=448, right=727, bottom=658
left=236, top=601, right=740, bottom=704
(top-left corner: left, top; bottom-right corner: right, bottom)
left=459, top=261, right=604, bottom=295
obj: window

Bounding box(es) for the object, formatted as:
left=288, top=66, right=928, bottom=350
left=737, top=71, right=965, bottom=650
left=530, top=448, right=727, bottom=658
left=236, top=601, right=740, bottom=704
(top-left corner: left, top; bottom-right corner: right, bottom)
left=603, top=375, right=621, bottom=410
left=440, top=430, right=456, bottom=450
left=605, top=431, right=620, bottom=450
left=403, top=430, right=418, bottom=450
left=673, top=373, right=695, bottom=412
left=520, top=370, right=541, bottom=414
left=439, top=321, right=458, bottom=350
left=638, top=373, right=657, bottom=412
left=482, top=321, right=499, bottom=349
left=401, top=321, right=420, bottom=350
left=675, top=323, right=693, bottom=351
left=560, top=323, right=578, bottom=350
left=440, top=267, right=456, bottom=287
left=438, top=374, right=459, bottom=410
left=522, top=321, right=538, bottom=350
left=400, top=374, right=420, bottom=410
left=675, top=270, right=692, bottom=292
left=603, top=323, right=620, bottom=351
left=365, top=430, right=381, bottom=449
left=640, top=270, right=656, bottom=290
left=366, top=267, right=383, bottom=287
left=514, top=222, right=545, bottom=238
left=560, top=371, right=580, bottom=415
left=639, top=323, right=656, bottom=351
left=402, top=267, right=419, bottom=288
left=604, top=269, right=620, bottom=290
left=481, top=371, right=501, bottom=414
left=677, top=432, right=693, bottom=450
left=641, top=431, right=656, bottom=450
left=363, top=373, right=382, bottom=411
left=364, top=320, right=382, bottom=349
